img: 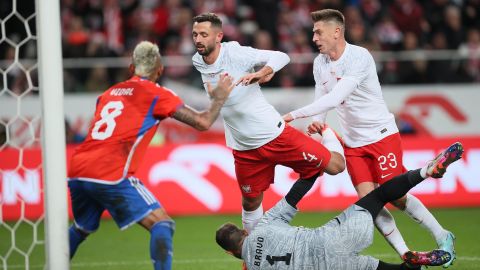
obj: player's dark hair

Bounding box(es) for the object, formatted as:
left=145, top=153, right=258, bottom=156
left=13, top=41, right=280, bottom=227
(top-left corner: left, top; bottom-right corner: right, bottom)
left=193, top=13, right=223, bottom=28
left=216, top=223, right=244, bottom=256
left=311, top=9, right=345, bottom=27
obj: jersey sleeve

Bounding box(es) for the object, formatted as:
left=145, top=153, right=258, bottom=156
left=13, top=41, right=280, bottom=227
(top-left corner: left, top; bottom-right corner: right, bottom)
left=230, top=42, right=290, bottom=72
left=151, top=85, right=184, bottom=118
left=289, top=52, right=368, bottom=120
left=257, top=198, right=297, bottom=226
left=290, top=79, right=357, bottom=119
left=312, top=57, right=328, bottom=123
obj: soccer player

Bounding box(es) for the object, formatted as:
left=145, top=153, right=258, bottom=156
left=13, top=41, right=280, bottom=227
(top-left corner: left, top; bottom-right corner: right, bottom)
left=216, top=142, right=463, bottom=270
left=282, top=9, right=456, bottom=267
left=67, top=41, right=235, bottom=270
left=191, top=13, right=346, bottom=234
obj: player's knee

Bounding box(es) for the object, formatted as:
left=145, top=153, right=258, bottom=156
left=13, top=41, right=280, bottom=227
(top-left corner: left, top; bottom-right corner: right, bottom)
left=242, top=195, right=263, bottom=211
left=140, top=208, right=173, bottom=231
left=391, top=195, right=407, bottom=210
left=70, top=225, right=91, bottom=239
left=153, top=220, right=176, bottom=235
left=354, top=182, right=376, bottom=198
left=325, top=152, right=345, bottom=175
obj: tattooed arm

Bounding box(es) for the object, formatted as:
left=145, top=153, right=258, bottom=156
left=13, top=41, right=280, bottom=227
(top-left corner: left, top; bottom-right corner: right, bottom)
left=172, top=74, right=234, bottom=131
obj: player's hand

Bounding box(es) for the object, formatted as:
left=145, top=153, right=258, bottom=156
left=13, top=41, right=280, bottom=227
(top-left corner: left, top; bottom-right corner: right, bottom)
left=258, top=73, right=274, bottom=84
left=307, top=121, right=325, bottom=135
left=236, top=66, right=274, bottom=86
left=207, top=73, right=234, bottom=101
left=235, top=71, right=264, bottom=86
left=283, top=113, right=294, bottom=123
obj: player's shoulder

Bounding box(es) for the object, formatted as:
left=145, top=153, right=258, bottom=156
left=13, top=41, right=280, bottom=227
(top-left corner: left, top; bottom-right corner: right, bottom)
left=348, top=43, right=370, bottom=54
left=343, top=44, right=374, bottom=70
left=223, top=41, right=241, bottom=49
left=142, top=80, right=178, bottom=97
left=223, top=41, right=252, bottom=55
left=347, top=43, right=373, bottom=60
left=112, top=77, right=177, bottom=97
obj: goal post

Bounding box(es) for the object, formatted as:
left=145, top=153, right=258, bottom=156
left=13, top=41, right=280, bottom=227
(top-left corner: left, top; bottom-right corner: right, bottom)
left=36, top=0, right=70, bottom=269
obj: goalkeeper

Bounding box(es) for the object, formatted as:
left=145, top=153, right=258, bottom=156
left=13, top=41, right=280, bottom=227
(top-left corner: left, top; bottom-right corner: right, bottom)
left=215, top=142, right=463, bottom=270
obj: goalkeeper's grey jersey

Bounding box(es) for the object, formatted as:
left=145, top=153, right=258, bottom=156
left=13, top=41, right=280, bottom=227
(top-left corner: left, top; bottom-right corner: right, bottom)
left=241, top=199, right=380, bottom=270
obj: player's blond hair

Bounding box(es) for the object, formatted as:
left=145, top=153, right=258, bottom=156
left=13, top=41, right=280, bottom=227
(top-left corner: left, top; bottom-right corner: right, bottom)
left=132, top=41, right=161, bottom=77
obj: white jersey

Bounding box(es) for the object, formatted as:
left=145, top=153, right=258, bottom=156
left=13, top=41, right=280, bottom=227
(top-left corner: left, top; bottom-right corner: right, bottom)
left=192, top=41, right=289, bottom=150
left=290, top=43, right=398, bottom=148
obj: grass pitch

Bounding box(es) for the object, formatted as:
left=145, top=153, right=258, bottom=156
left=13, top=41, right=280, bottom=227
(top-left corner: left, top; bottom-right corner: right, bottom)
left=2, top=208, right=479, bottom=269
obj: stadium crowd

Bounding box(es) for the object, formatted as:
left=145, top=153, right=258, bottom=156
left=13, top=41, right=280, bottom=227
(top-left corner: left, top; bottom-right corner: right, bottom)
left=1, top=0, right=479, bottom=94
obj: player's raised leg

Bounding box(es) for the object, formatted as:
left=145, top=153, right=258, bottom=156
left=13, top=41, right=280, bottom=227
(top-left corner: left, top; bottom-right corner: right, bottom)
left=356, top=142, right=463, bottom=267
left=420, top=142, right=463, bottom=268
left=236, top=124, right=346, bottom=235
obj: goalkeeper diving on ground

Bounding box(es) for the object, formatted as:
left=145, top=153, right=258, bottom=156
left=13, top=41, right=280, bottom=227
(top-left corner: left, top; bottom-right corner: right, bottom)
left=215, top=142, right=463, bottom=270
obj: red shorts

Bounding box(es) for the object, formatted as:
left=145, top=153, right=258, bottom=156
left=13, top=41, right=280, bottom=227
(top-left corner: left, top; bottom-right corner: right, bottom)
left=233, top=125, right=331, bottom=198
left=345, top=133, right=407, bottom=186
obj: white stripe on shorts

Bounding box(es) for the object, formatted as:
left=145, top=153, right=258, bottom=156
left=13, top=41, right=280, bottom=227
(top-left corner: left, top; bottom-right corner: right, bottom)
left=128, top=177, right=156, bottom=205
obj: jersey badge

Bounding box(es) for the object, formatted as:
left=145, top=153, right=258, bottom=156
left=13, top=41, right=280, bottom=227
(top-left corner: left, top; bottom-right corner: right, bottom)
left=241, top=185, right=252, bottom=193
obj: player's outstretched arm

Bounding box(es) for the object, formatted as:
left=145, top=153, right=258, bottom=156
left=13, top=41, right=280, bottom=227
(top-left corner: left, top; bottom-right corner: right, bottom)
left=172, top=74, right=234, bottom=131
left=283, top=78, right=357, bottom=122
left=236, top=66, right=274, bottom=86
left=236, top=49, right=290, bottom=86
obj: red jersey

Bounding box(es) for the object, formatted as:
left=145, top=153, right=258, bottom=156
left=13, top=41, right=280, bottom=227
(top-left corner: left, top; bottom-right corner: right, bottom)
left=68, top=76, right=183, bottom=183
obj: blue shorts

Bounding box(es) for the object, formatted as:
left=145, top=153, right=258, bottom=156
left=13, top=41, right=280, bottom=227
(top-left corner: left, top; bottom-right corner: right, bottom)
left=68, top=177, right=161, bottom=231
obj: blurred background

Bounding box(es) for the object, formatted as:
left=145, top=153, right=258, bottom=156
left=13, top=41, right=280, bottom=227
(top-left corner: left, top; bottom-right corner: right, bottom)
left=0, top=0, right=479, bottom=269
left=1, top=0, right=480, bottom=145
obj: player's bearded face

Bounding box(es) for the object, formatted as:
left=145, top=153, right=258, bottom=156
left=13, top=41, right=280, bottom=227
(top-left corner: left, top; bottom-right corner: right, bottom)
left=196, top=40, right=215, bottom=56
left=192, top=22, right=219, bottom=56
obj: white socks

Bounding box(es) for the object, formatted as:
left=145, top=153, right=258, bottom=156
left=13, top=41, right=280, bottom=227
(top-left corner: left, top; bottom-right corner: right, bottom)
left=374, top=208, right=409, bottom=256
left=374, top=194, right=449, bottom=255
left=321, top=128, right=344, bottom=156
left=242, top=204, right=263, bottom=233
left=403, top=193, right=448, bottom=245
left=420, top=165, right=428, bottom=178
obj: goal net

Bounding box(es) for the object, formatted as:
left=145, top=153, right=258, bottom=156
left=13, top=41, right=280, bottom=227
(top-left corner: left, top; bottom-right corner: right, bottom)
left=0, top=0, right=69, bottom=269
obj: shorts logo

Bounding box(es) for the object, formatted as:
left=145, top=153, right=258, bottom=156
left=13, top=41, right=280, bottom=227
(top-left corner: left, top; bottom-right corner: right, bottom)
left=381, top=173, right=393, bottom=179
left=241, top=185, right=252, bottom=193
